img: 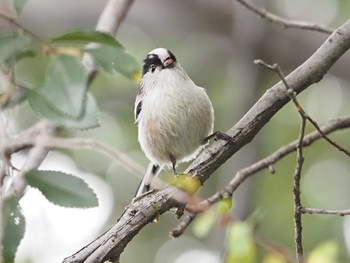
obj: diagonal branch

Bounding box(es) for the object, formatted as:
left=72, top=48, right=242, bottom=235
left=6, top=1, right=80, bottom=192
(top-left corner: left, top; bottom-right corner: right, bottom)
left=63, top=19, right=350, bottom=262
left=170, top=116, right=350, bottom=237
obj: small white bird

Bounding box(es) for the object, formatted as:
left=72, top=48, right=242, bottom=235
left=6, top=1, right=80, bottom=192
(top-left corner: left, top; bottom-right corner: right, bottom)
left=134, top=48, right=215, bottom=197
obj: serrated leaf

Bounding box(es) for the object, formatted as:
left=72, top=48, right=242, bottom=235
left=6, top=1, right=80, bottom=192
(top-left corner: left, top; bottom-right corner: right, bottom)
left=25, top=170, right=98, bottom=208
left=2, top=195, right=26, bottom=263
left=224, top=222, right=256, bottom=263
left=28, top=90, right=99, bottom=130
left=85, top=46, right=140, bottom=81
left=12, top=0, right=28, bottom=15
left=51, top=30, right=123, bottom=48
left=0, top=35, right=32, bottom=67
left=39, top=55, right=87, bottom=118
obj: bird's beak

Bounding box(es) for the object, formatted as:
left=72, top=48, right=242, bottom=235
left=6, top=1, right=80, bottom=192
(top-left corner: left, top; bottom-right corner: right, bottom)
left=163, top=58, right=174, bottom=68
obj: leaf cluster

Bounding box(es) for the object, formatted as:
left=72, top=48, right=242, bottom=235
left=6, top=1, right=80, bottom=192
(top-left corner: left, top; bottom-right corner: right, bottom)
left=0, top=4, right=140, bottom=262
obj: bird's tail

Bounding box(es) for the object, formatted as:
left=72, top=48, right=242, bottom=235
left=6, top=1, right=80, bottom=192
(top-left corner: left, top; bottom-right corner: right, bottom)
left=135, top=163, right=160, bottom=197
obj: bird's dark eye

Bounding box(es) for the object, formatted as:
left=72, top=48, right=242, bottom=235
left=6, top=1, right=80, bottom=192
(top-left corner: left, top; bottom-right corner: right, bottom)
left=149, top=64, right=156, bottom=73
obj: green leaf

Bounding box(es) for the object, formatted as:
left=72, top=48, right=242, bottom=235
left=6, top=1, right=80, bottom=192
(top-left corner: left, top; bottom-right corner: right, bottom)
left=192, top=209, right=217, bottom=238
left=12, top=0, right=28, bottom=15
left=192, top=197, right=233, bottom=239
left=262, top=253, right=287, bottom=263
left=166, top=174, right=201, bottom=194
left=51, top=30, right=123, bottom=48
left=217, top=198, right=233, bottom=214
left=224, top=222, right=256, bottom=263
left=14, top=55, right=49, bottom=88
left=86, top=45, right=140, bottom=81
left=25, top=170, right=99, bottom=208
left=2, top=195, right=26, bottom=263
left=39, top=55, right=87, bottom=118
left=0, top=35, right=33, bottom=67
left=28, top=91, right=99, bottom=130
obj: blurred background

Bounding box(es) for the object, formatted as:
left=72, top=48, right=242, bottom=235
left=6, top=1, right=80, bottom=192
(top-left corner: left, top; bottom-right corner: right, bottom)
left=1, top=0, right=350, bottom=262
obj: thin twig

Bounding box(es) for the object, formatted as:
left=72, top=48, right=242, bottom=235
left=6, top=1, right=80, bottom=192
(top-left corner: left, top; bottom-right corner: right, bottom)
left=43, top=137, right=145, bottom=178
left=170, top=213, right=197, bottom=238
left=254, top=60, right=350, bottom=158
left=254, top=231, right=295, bottom=262
left=293, top=115, right=305, bottom=263
left=0, top=9, right=49, bottom=47
left=12, top=120, right=58, bottom=198
left=170, top=116, right=350, bottom=237
left=256, top=61, right=309, bottom=262
left=234, top=0, right=333, bottom=34
left=301, top=207, right=350, bottom=216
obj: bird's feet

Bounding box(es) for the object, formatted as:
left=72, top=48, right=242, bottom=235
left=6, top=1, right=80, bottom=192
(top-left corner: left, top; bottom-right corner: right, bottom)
left=203, top=131, right=235, bottom=145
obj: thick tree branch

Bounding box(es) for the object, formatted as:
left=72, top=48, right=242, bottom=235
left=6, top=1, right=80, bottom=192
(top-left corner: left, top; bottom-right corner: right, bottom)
left=186, top=19, right=350, bottom=184
left=234, top=0, right=333, bottom=34
left=63, top=20, right=350, bottom=262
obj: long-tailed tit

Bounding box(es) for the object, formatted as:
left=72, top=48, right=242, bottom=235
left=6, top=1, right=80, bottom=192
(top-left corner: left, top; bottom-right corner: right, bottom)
left=134, top=48, right=215, bottom=197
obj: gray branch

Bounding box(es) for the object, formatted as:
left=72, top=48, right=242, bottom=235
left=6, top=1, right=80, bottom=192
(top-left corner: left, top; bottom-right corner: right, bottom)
left=63, top=19, right=350, bottom=263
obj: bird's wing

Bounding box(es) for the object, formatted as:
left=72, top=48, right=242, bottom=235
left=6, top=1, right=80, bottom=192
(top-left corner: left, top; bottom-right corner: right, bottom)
left=134, top=94, right=143, bottom=124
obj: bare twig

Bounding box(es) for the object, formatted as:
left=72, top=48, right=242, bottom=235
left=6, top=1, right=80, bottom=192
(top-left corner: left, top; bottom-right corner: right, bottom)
left=293, top=114, right=305, bottom=263
left=12, top=120, right=58, bottom=198
left=0, top=9, right=49, bottom=46
left=42, top=137, right=145, bottom=178
left=255, top=61, right=307, bottom=262
left=234, top=0, right=333, bottom=34
left=255, top=231, right=295, bottom=262
left=170, top=116, right=350, bottom=237
left=170, top=213, right=197, bottom=238
left=300, top=207, right=350, bottom=216
left=255, top=60, right=350, bottom=158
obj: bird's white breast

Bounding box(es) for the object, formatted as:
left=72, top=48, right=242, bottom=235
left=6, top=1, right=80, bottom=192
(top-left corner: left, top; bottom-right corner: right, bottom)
left=138, top=67, right=214, bottom=167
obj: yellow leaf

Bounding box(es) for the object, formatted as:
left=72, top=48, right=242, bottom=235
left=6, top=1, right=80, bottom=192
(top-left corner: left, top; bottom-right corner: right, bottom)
left=216, top=198, right=233, bottom=214
left=262, top=253, right=287, bottom=263
left=129, top=70, right=141, bottom=83
left=307, top=240, right=339, bottom=263
left=168, top=174, right=201, bottom=194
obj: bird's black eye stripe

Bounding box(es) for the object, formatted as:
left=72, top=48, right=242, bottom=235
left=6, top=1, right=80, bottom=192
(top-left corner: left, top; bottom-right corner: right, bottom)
left=142, top=54, right=162, bottom=76
left=167, top=50, right=177, bottom=62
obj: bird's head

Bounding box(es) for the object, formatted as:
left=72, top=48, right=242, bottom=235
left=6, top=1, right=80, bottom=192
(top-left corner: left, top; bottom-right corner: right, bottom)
left=142, top=48, right=178, bottom=77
